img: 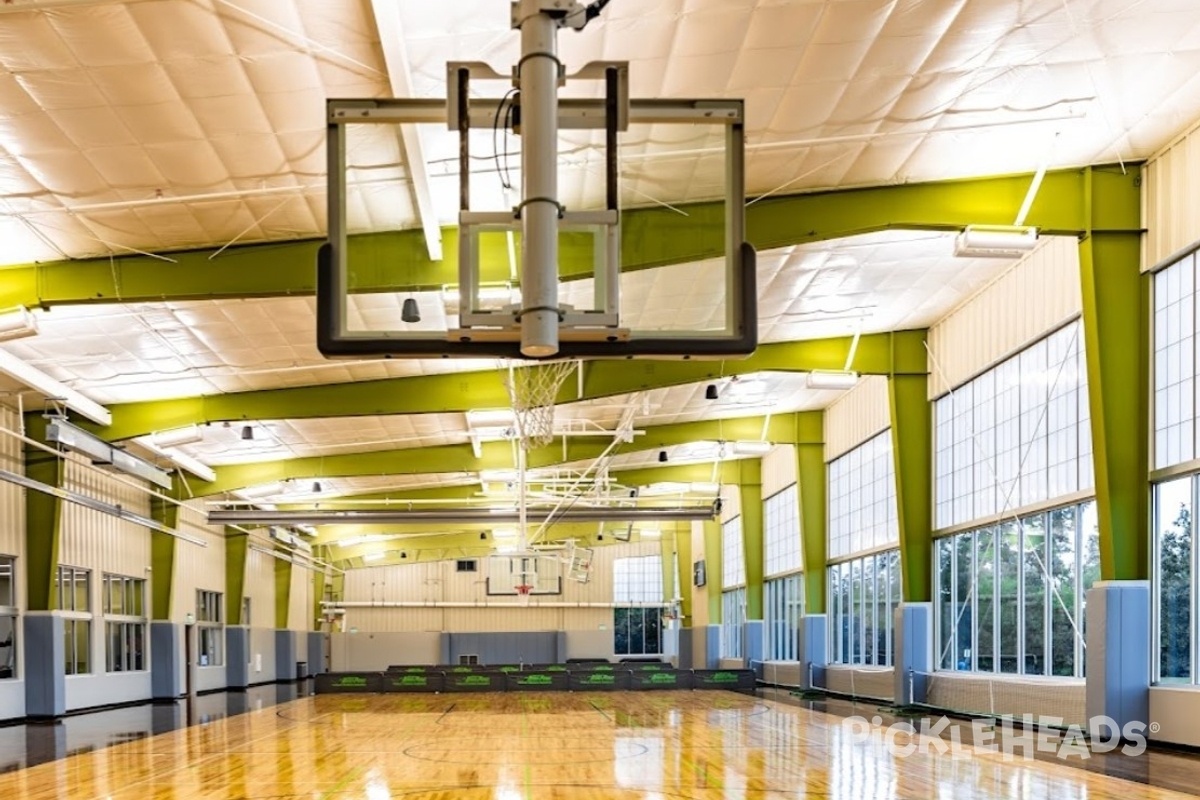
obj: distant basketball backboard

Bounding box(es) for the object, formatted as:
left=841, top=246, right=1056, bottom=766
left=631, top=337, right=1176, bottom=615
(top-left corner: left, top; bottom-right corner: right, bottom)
left=318, top=58, right=755, bottom=360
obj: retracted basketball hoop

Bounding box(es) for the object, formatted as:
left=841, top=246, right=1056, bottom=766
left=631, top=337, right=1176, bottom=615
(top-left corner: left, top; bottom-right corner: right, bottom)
left=515, top=584, right=534, bottom=605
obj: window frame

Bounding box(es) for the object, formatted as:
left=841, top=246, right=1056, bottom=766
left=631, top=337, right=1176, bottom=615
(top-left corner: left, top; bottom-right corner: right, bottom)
left=102, top=574, right=147, bottom=674
left=195, top=589, right=225, bottom=668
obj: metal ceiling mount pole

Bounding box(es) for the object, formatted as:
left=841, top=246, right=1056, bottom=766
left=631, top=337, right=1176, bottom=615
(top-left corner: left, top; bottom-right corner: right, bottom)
left=514, top=0, right=578, bottom=358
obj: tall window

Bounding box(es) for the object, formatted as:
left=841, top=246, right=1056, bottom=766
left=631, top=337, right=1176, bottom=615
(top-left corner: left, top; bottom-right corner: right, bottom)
left=1156, top=477, right=1194, bottom=682
left=828, top=550, right=900, bottom=666
left=828, top=430, right=898, bottom=560
left=0, top=556, right=15, bottom=680
left=103, top=574, right=146, bottom=673
left=722, top=588, right=746, bottom=659
left=613, top=555, right=663, bottom=656
left=764, top=486, right=803, bottom=660
left=934, top=320, right=1091, bottom=529
left=57, top=566, right=91, bottom=675
left=1154, top=254, right=1198, bottom=469
left=720, top=517, right=746, bottom=658
left=935, top=501, right=1099, bottom=677
left=196, top=590, right=223, bottom=667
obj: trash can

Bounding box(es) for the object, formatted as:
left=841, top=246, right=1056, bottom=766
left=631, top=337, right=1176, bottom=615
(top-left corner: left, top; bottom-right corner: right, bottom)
left=296, top=661, right=308, bottom=680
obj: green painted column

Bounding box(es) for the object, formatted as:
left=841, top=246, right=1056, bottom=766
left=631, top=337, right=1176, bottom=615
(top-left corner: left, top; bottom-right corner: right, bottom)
left=796, top=442, right=827, bottom=614
left=24, top=430, right=64, bottom=612
left=1079, top=229, right=1149, bottom=580
left=312, top=569, right=326, bottom=631
left=740, top=480, right=764, bottom=620
left=889, top=373, right=933, bottom=602
left=675, top=525, right=694, bottom=627
left=148, top=491, right=180, bottom=620
left=703, top=519, right=722, bottom=623
left=225, top=529, right=249, bottom=625
left=274, top=558, right=292, bottom=630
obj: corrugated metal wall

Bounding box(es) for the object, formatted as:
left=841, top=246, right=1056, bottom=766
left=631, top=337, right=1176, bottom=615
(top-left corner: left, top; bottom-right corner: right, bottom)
left=340, top=542, right=658, bottom=633
left=245, top=547, right=276, bottom=626
left=762, top=444, right=796, bottom=497
left=927, top=236, right=1081, bottom=397
left=719, top=484, right=741, bottom=523
left=171, top=502, right=226, bottom=623
left=0, top=407, right=23, bottom=588
left=59, top=454, right=150, bottom=587
left=824, top=375, right=890, bottom=462
left=288, top=563, right=311, bottom=631
left=1144, top=121, right=1200, bottom=270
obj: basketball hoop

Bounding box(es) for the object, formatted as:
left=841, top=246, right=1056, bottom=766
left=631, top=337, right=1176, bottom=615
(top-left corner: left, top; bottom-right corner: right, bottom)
left=515, top=584, right=534, bottom=606
left=505, top=360, right=577, bottom=450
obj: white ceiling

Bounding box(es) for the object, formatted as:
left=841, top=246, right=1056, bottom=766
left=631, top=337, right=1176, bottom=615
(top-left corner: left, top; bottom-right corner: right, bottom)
left=0, top=0, right=1194, bottom=545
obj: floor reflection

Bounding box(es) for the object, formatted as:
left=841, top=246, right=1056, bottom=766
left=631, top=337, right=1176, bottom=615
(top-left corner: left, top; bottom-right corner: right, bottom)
left=0, top=679, right=311, bottom=771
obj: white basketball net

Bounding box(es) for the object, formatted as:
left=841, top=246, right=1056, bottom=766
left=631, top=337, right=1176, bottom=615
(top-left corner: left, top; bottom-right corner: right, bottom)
left=504, top=360, right=577, bottom=450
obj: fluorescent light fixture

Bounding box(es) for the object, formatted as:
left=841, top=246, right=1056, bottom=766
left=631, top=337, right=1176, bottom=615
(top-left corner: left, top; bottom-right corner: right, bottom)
left=363, top=552, right=385, bottom=562
left=442, top=283, right=520, bottom=314
left=640, top=481, right=689, bottom=497
left=467, top=409, right=517, bottom=429
left=152, top=425, right=204, bottom=449
left=236, top=482, right=284, bottom=500
left=479, top=469, right=519, bottom=483
left=137, top=437, right=216, bottom=482
left=689, top=482, right=721, bottom=496
left=496, top=543, right=519, bottom=554
left=45, top=417, right=171, bottom=489
left=732, top=441, right=773, bottom=457
left=295, top=525, right=318, bottom=537
left=0, top=306, right=38, bottom=341
left=0, top=349, right=110, bottom=425
left=807, top=370, right=859, bottom=390
left=333, top=533, right=393, bottom=548
left=492, top=527, right=519, bottom=539
left=954, top=225, right=1038, bottom=258
left=640, top=527, right=662, bottom=539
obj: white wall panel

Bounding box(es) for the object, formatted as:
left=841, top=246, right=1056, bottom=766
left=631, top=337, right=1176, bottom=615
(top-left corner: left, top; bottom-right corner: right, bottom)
left=927, top=236, right=1081, bottom=398
left=245, top=547, right=276, bottom=626
left=690, top=521, right=708, bottom=627
left=288, top=563, right=311, bottom=632
left=824, top=375, right=890, bottom=462
left=339, top=542, right=658, bottom=634
left=171, top=502, right=225, bottom=623
left=718, top=484, right=741, bottom=524
left=0, top=406, right=23, bottom=568
left=1144, top=123, right=1200, bottom=271
left=762, top=444, right=796, bottom=498
left=59, top=455, right=151, bottom=581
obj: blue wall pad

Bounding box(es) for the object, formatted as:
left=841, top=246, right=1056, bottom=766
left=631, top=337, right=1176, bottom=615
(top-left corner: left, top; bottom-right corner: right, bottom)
left=314, top=672, right=384, bottom=694
left=382, top=672, right=445, bottom=693
left=796, top=615, right=827, bottom=691
left=226, top=627, right=249, bottom=689
left=745, top=620, right=764, bottom=666
left=629, top=670, right=694, bottom=690
left=894, top=603, right=933, bottom=705
left=24, top=614, right=65, bottom=717
left=149, top=621, right=181, bottom=701
left=693, top=669, right=757, bottom=694
left=443, top=671, right=507, bottom=693
left=275, top=630, right=297, bottom=682
left=677, top=628, right=694, bottom=670
left=568, top=671, right=633, bottom=691
left=505, top=672, right=571, bottom=691
left=1086, top=581, right=1151, bottom=733
left=705, top=624, right=721, bottom=669
left=307, top=632, right=325, bottom=676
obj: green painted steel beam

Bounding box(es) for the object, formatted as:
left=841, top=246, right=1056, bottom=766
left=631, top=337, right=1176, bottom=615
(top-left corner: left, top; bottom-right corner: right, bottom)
left=796, top=442, right=827, bottom=614
left=740, top=481, right=764, bottom=620
left=90, top=335, right=923, bottom=443
left=274, top=557, right=291, bottom=629
left=183, top=414, right=814, bottom=497
left=24, top=416, right=64, bottom=612
left=889, top=374, right=932, bottom=603
left=225, top=529, right=249, bottom=626
left=1078, top=193, right=1148, bottom=580
left=676, top=523, right=694, bottom=628
left=148, top=486, right=180, bottom=620
left=703, top=519, right=722, bottom=624
left=2, top=167, right=1139, bottom=310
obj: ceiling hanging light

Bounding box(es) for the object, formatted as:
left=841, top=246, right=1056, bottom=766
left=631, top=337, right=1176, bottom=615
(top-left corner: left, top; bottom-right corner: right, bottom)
left=241, top=425, right=254, bottom=441
left=705, top=384, right=719, bottom=400
left=312, top=480, right=323, bottom=494
left=658, top=450, right=668, bottom=463
left=0, top=306, right=38, bottom=342
left=401, top=297, right=421, bottom=323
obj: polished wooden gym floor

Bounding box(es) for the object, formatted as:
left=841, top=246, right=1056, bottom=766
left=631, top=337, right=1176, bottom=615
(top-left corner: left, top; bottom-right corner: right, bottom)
left=1, top=691, right=1198, bottom=799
